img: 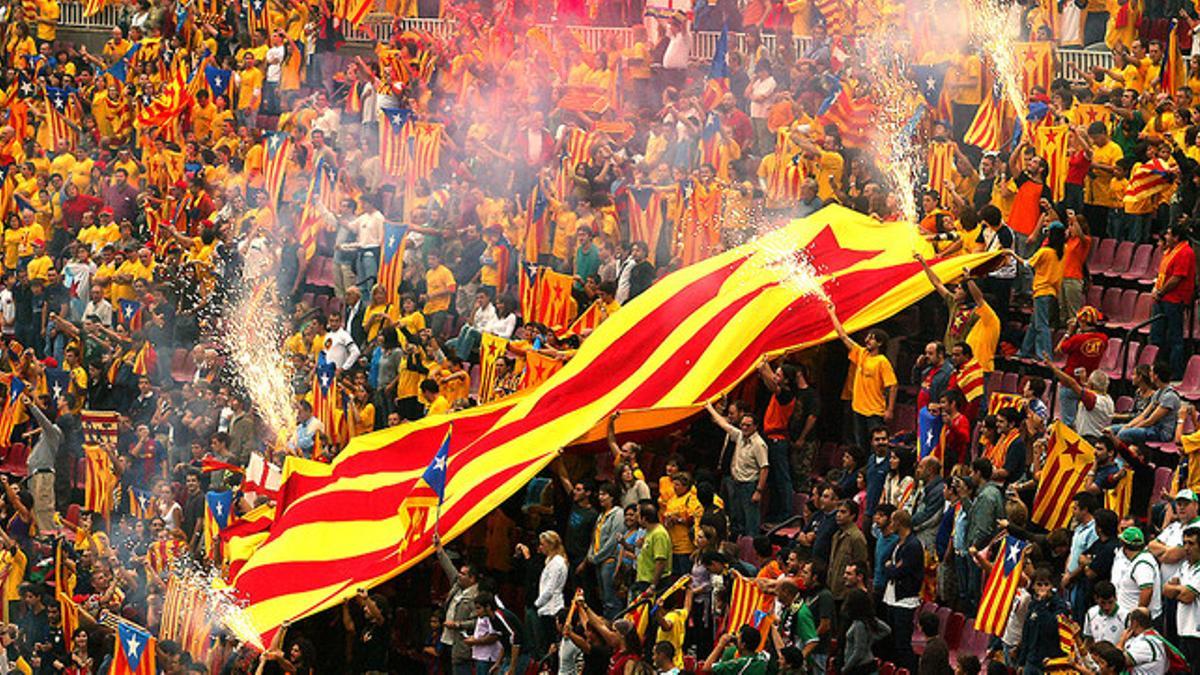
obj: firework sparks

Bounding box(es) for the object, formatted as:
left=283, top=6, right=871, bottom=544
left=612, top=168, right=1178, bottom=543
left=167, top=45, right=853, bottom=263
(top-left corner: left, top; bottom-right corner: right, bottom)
left=969, top=0, right=1027, bottom=120
left=224, top=281, right=296, bottom=445
left=860, top=38, right=923, bottom=223
left=170, top=561, right=267, bottom=652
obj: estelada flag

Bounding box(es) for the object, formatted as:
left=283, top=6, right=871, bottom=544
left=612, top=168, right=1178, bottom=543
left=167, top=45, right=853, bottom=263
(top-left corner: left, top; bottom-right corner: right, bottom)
left=83, top=444, right=116, bottom=516
left=117, top=298, right=143, bottom=332
left=477, top=334, right=510, bottom=404
left=379, top=108, right=414, bottom=178
left=1072, top=103, right=1111, bottom=131
left=701, top=26, right=730, bottom=111
left=228, top=205, right=1003, bottom=643
left=262, top=131, right=292, bottom=212
left=204, top=490, right=234, bottom=559
left=725, top=573, right=773, bottom=647
left=816, top=80, right=874, bottom=148
left=1161, top=19, right=1185, bottom=95
left=927, top=141, right=956, bottom=205
left=128, top=486, right=155, bottom=519
left=378, top=223, right=408, bottom=307
left=975, top=535, right=1029, bottom=636
left=1105, top=467, right=1133, bottom=515
left=1015, top=42, right=1054, bottom=99
left=111, top=621, right=156, bottom=675
left=1035, top=125, right=1070, bottom=202
left=1032, top=421, right=1096, bottom=530
left=518, top=262, right=541, bottom=322
left=532, top=269, right=575, bottom=332
left=521, top=352, right=564, bottom=390
left=626, top=187, right=666, bottom=260
left=0, top=377, right=25, bottom=449
left=988, top=391, right=1025, bottom=416
left=964, top=92, right=1003, bottom=153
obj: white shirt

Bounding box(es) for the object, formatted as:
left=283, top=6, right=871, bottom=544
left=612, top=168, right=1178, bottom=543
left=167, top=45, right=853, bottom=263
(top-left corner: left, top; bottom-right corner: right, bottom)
left=1155, top=521, right=1186, bottom=582
left=1059, top=2, right=1082, bottom=46
left=352, top=210, right=385, bottom=249
left=535, top=555, right=567, bottom=616
left=1002, top=588, right=1031, bottom=647
left=747, top=76, right=777, bottom=119
left=1075, top=392, right=1114, bottom=439
left=1112, top=550, right=1163, bottom=619
left=470, top=616, right=503, bottom=663
left=1082, top=604, right=1126, bottom=644
left=324, top=329, right=361, bottom=370
left=662, top=32, right=689, bottom=69
left=84, top=298, right=114, bottom=327
left=1177, top=559, right=1200, bottom=638
left=312, top=107, right=340, bottom=137
left=616, top=257, right=635, bottom=304
left=0, top=289, right=13, bottom=335
left=471, top=303, right=500, bottom=331
left=265, top=44, right=285, bottom=82
left=1126, top=632, right=1169, bottom=675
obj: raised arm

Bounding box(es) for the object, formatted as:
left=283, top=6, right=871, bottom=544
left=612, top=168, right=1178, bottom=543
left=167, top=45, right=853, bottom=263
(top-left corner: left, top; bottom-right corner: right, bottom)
left=913, top=252, right=953, bottom=301
left=823, top=300, right=859, bottom=351
left=705, top=402, right=736, bottom=435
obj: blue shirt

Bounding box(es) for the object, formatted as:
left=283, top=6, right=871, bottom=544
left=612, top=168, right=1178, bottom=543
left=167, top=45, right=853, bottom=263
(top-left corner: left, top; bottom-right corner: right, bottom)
left=1068, top=519, right=1097, bottom=574
left=872, top=523, right=899, bottom=592
left=865, top=453, right=889, bottom=516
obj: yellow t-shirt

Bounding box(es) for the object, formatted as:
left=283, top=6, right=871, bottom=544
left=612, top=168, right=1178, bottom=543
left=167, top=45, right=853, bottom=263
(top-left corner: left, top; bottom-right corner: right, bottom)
left=1086, top=141, right=1124, bottom=208
left=425, top=394, right=450, bottom=416
left=848, top=345, right=897, bottom=417
left=655, top=608, right=689, bottom=668
left=1029, top=246, right=1064, bottom=298
left=664, top=492, right=702, bottom=554
left=36, top=0, right=60, bottom=43
left=363, top=303, right=399, bottom=343
left=237, top=67, right=263, bottom=111
left=25, top=255, right=52, bottom=281
left=0, top=548, right=27, bottom=603
left=966, top=301, right=1001, bottom=373
left=423, top=265, right=456, bottom=314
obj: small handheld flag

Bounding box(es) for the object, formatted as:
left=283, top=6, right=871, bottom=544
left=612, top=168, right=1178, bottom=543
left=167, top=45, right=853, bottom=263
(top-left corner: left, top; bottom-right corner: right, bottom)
left=422, top=426, right=451, bottom=504
left=112, top=621, right=156, bottom=674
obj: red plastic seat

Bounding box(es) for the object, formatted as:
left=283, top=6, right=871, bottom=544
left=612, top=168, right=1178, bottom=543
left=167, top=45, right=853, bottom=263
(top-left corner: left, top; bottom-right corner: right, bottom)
left=1130, top=294, right=1156, bottom=333
left=945, top=612, right=966, bottom=650
left=1120, top=244, right=1155, bottom=280
left=879, top=662, right=896, bottom=675
left=1090, top=238, right=1117, bottom=275
left=1097, top=337, right=1123, bottom=378
left=1139, top=247, right=1164, bottom=285
left=1115, top=395, right=1134, bottom=413
left=1001, top=372, right=1020, bottom=393
left=895, top=669, right=911, bottom=675
left=1108, top=290, right=1141, bottom=330
left=1101, top=287, right=1127, bottom=325
left=986, top=370, right=1004, bottom=394
left=1151, top=466, right=1175, bottom=505
left=1178, top=355, right=1200, bottom=400
left=0, top=443, right=29, bottom=477
left=1085, top=284, right=1104, bottom=309
left=1104, top=241, right=1137, bottom=277
left=1135, top=345, right=1159, bottom=372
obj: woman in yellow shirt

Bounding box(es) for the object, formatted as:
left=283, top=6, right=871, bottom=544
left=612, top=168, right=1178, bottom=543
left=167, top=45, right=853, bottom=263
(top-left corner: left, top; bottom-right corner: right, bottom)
left=363, top=284, right=399, bottom=344
left=1017, top=220, right=1066, bottom=359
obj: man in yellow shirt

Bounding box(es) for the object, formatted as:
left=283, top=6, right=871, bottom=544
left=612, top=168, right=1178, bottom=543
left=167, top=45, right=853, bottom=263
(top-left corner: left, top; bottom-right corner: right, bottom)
left=423, top=251, right=457, bottom=337
left=25, top=240, right=52, bottom=281
left=418, top=378, right=450, bottom=417
left=1083, top=121, right=1123, bottom=237
left=191, top=89, right=218, bottom=143
left=235, top=54, right=263, bottom=128
left=35, top=0, right=59, bottom=44
left=826, top=302, right=897, bottom=448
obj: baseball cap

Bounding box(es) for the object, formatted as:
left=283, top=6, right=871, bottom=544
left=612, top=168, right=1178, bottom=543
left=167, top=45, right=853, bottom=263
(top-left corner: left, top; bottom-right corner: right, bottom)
left=1176, top=489, right=1197, bottom=503
left=1119, top=526, right=1145, bottom=548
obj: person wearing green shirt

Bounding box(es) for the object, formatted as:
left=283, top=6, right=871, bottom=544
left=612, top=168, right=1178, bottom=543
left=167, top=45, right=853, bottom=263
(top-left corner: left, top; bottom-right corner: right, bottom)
left=635, top=502, right=672, bottom=595
left=703, top=625, right=771, bottom=675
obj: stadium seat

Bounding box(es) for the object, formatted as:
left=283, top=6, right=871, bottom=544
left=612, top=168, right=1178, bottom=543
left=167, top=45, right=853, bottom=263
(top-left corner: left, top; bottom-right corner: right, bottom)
left=1119, top=244, right=1155, bottom=280
left=736, top=536, right=760, bottom=567
left=170, top=348, right=196, bottom=383
left=1138, top=247, right=1164, bottom=285
left=944, top=612, right=966, bottom=651
left=879, top=662, right=895, bottom=675
left=1130, top=294, right=1156, bottom=333
left=1108, top=290, right=1142, bottom=330
left=1152, top=466, right=1175, bottom=505
left=1134, top=345, right=1159, bottom=375
left=1178, top=356, right=1200, bottom=400
left=1097, top=337, right=1123, bottom=379
left=1089, top=238, right=1117, bottom=275
left=895, top=669, right=910, bottom=675
left=1115, top=395, right=1134, bottom=413
left=1001, top=373, right=1020, bottom=393
left=1108, top=341, right=1141, bottom=382
left=935, top=606, right=952, bottom=633
left=0, top=443, right=29, bottom=477
left=1103, top=241, right=1136, bottom=277
left=986, top=370, right=1004, bottom=394
left=1085, top=284, right=1103, bottom=309
left=1100, top=287, right=1126, bottom=326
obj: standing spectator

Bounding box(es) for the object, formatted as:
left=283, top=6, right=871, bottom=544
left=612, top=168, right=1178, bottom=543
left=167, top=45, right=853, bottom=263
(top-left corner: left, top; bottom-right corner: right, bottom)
left=1053, top=306, right=1109, bottom=428
left=1164, top=527, right=1200, bottom=664
left=826, top=303, right=897, bottom=449
left=882, top=510, right=923, bottom=672
left=706, top=402, right=768, bottom=537
left=1150, top=222, right=1195, bottom=379
left=1111, top=527, right=1162, bottom=621
left=829, top=500, right=868, bottom=600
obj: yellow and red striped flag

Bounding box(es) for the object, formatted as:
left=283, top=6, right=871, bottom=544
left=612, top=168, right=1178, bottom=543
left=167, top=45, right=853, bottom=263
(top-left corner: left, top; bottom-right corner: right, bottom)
left=1016, top=42, right=1054, bottom=98
left=1124, top=158, right=1174, bottom=212
left=554, top=128, right=597, bottom=200
left=559, top=300, right=607, bottom=339
left=379, top=108, right=413, bottom=178
left=956, top=358, right=985, bottom=404
left=1072, top=103, right=1110, bottom=130
left=262, top=131, right=292, bottom=212
left=927, top=141, right=956, bottom=204
left=724, top=573, right=774, bottom=642
left=43, top=88, right=77, bottom=151
left=531, top=269, right=576, bottom=332
left=297, top=157, right=337, bottom=262
left=975, top=535, right=1029, bottom=636
left=411, top=122, right=443, bottom=182
left=987, top=391, right=1025, bottom=416
left=478, top=334, right=510, bottom=404
left=1161, top=20, right=1185, bottom=95
left=0, top=378, right=25, bottom=449
left=1035, top=125, right=1070, bottom=202
left=226, top=205, right=1002, bottom=644
left=378, top=224, right=408, bottom=307
left=521, top=352, right=564, bottom=390
left=83, top=444, right=116, bottom=517
left=1032, top=421, right=1096, bottom=530
left=1105, top=467, right=1133, bottom=515
left=964, top=93, right=1003, bottom=153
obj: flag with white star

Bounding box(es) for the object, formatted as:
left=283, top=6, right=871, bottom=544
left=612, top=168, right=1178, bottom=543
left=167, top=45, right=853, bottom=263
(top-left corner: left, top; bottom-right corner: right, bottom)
left=421, top=425, right=452, bottom=503
left=309, top=352, right=339, bottom=456
left=378, top=108, right=414, bottom=177
left=112, top=621, right=156, bottom=674
left=378, top=223, right=408, bottom=307
left=118, top=298, right=143, bottom=332
left=204, top=64, right=231, bottom=99
left=204, top=490, right=235, bottom=560
left=975, top=535, right=1029, bottom=637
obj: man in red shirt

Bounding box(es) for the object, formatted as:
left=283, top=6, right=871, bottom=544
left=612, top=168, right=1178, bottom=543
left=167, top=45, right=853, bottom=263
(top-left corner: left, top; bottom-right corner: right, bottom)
left=937, top=390, right=972, bottom=470
left=1053, top=305, right=1109, bottom=427
left=1151, top=222, right=1196, bottom=378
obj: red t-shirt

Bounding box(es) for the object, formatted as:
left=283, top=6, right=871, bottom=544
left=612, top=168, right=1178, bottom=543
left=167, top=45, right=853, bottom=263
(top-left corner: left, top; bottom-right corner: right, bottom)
left=1066, top=149, right=1091, bottom=185
left=1060, top=331, right=1108, bottom=375
left=941, top=412, right=971, bottom=468
left=1062, top=235, right=1092, bottom=280
left=1160, top=242, right=1197, bottom=304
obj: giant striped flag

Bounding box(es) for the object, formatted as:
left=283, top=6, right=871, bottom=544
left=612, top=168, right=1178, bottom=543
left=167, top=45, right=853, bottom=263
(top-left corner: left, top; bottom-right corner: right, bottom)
left=1032, top=422, right=1096, bottom=530
left=0, top=378, right=25, bottom=448
left=964, top=92, right=1003, bottom=152
left=379, top=108, right=414, bottom=177
left=975, top=535, right=1029, bottom=636
left=378, top=223, right=408, bottom=307
left=262, top=131, right=292, bottom=212
left=226, top=205, right=1003, bottom=643
left=1035, top=125, right=1070, bottom=202
left=927, top=141, right=956, bottom=205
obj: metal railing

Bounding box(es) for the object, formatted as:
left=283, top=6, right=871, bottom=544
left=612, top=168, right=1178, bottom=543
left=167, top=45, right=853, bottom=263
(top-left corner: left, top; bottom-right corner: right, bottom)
left=56, top=4, right=1111, bottom=78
